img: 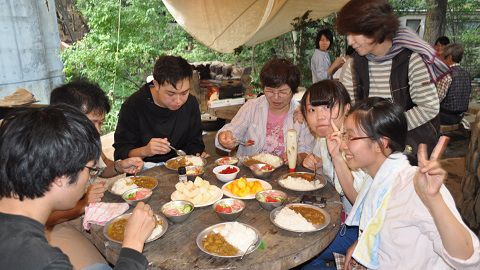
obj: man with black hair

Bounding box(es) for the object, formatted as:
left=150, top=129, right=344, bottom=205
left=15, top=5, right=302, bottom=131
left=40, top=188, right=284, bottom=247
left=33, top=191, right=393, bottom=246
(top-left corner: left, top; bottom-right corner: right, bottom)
left=49, top=79, right=145, bottom=268
left=114, top=55, right=208, bottom=165
left=0, top=104, right=155, bottom=269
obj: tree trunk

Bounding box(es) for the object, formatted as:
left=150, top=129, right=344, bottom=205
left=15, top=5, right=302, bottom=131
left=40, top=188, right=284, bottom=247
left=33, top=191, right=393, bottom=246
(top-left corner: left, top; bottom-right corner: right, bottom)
left=424, top=0, right=448, bottom=44
left=55, top=0, right=76, bottom=43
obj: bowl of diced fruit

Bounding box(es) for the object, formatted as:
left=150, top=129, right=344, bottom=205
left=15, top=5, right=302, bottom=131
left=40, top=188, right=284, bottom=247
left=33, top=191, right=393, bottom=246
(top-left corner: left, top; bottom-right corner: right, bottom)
left=122, top=188, right=153, bottom=206
left=212, top=198, right=245, bottom=221
left=255, top=190, right=287, bottom=211
left=185, top=165, right=205, bottom=181
left=213, top=165, right=240, bottom=182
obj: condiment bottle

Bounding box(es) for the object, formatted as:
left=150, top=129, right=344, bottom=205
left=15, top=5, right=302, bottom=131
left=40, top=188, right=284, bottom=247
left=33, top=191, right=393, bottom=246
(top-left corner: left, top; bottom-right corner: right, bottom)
left=286, top=129, right=297, bottom=172
left=178, top=166, right=187, bottom=183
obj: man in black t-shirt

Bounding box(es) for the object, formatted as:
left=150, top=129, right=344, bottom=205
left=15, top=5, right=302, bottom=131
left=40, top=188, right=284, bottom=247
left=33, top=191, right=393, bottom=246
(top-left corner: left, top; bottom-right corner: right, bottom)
left=0, top=105, right=155, bottom=269
left=114, top=55, right=209, bottom=164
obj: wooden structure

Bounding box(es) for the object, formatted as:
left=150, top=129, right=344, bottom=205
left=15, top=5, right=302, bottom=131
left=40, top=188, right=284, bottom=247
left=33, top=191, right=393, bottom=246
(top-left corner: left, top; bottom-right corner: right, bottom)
left=461, top=110, right=480, bottom=236
left=87, top=141, right=342, bottom=269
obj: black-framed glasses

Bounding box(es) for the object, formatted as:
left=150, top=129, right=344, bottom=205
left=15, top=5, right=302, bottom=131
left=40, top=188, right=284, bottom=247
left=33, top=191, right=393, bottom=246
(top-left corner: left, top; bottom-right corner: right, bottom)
left=85, top=166, right=103, bottom=178
left=341, top=133, right=371, bottom=142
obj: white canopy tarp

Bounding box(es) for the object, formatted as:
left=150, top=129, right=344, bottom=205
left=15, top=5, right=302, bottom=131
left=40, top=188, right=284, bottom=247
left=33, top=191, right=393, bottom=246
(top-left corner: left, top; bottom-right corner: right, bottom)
left=163, top=0, right=349, bottom=53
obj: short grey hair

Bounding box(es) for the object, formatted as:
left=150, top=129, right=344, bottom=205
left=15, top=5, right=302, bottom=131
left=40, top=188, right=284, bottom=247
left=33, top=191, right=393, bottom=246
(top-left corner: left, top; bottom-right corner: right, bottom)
left=443, top=43, right=464, bottom=63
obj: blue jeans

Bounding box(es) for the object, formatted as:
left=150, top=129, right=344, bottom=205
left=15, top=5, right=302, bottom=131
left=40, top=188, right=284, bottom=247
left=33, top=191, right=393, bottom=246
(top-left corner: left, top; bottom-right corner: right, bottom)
left=301, top=225, right=359, bottom=270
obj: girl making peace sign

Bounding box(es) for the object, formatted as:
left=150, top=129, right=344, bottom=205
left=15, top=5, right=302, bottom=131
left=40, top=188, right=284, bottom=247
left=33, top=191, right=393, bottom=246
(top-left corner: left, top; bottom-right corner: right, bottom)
left=341, top=97, right=479, bottom=269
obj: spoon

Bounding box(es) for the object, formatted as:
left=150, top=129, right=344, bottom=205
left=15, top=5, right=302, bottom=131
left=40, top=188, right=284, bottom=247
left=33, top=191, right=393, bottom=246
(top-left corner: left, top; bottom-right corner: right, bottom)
left=313, top=162, right=318, bottom=180
left=240, top=241, right=257, bottom=260
left=169, top=145, right=186, bottom=156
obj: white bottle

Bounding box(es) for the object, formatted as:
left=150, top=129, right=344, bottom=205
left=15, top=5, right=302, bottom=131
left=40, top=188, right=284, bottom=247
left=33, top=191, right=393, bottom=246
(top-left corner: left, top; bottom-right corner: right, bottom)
left=286, top=129, right=298, bottom=172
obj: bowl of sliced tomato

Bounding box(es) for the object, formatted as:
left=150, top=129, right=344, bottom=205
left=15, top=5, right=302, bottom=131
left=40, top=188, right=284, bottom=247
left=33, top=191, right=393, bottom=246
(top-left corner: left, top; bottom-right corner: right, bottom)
left=255, top=190, right=287, bottom=211
left=212, top=198, right=245, bottom=221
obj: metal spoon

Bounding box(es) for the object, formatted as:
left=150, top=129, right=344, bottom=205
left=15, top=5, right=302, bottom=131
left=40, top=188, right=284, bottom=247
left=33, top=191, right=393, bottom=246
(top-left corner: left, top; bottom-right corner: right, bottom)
left=240, top=241, right=257, bottom=260
left=169, top=145, right=186, bottom=156
left=313, top=162, right=318, bottom=180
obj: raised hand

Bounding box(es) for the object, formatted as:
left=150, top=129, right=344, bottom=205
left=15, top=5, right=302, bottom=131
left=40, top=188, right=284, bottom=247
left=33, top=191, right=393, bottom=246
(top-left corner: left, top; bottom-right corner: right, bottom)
left=84, top=180, right=106, bottom=205
left=302, top=153, right=322, bottom=171
left=119, top=157, right=144, bottom=174
left=326, top=119, right=343, bottom=159
left=145, top=138, right=171, bottom=156
left=218, top=131, right=237, bottom=149
left=293, top=107, right=305, bottom=124
left=414, top=136, right=449, bottom=205
left=122, top=202, right=156, bottom=252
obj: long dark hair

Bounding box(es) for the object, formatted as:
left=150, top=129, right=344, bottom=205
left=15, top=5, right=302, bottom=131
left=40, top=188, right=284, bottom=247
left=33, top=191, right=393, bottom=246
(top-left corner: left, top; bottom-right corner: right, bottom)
left=348, top=97, right=407, bottom=153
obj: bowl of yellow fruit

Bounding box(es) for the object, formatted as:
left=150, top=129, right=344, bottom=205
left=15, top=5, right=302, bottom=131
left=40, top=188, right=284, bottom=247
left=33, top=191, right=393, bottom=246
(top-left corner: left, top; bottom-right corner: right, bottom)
left=221, top=177, right=272, bottom=199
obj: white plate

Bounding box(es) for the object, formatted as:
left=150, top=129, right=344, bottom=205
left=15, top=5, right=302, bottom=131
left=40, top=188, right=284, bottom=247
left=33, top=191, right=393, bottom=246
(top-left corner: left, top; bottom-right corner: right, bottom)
left=196, top=222, right=262, bottom=258
left=170, top=187, right=223, bottom=207
left=221, top=178, right=272, bottom=199
left=107, top=176, right=158, bottom=196
left=165, top=155, right=207, bottom=171
left=103, top=213, right=168, bottom=243
left=270, top=203, right=330, bottom=232
left=277, top=172, right=327, bottom=192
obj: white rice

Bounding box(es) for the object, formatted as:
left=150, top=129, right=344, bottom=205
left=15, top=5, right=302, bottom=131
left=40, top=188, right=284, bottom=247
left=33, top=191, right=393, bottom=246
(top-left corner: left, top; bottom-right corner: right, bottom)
left=275, top=207, right=316, bottom=231
left=187, top=156, right=204, bottom=166
left=279, top=176, right=322, bottom=190
left=219, top=222, right=257, bottom=253
left=112, top=178, right=138, bottom=194
left=147, top=224, right=163, bottom=241
left=252, top=153, right=283, bottom=168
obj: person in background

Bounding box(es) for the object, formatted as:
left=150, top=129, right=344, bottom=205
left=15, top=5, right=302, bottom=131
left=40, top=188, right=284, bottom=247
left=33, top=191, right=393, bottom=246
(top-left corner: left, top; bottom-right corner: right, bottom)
left=332, top=46, right=355, bottom=84
left=114, top=55, right=208, bottom=166
left=0, top=104, right=155, bottom=269
left=438, top=43, right=472, bottom=125
left=311, top=29, right=345, bottom=83
left=340, top=98, right=479, bottom=269
left=336, top=0, right=450, bottom=165
left=435, top=36, right=450, bottom=59
left=49, top=79, right=144, bottom=269
left=216, top=58, right=314, bottom=164
left=300, top=80, right=370, bottom=270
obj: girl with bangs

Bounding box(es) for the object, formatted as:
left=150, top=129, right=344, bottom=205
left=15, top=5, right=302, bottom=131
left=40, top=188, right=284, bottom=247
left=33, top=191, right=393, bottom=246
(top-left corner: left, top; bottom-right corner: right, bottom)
left=340, top=97, right=479, bottom=269
left=299, top=80, right=371, bottom=269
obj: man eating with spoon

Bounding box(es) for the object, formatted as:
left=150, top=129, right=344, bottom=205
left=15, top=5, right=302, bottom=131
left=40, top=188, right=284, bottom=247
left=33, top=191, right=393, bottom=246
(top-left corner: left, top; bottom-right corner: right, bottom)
left=114, top=55, right=209, bottom=165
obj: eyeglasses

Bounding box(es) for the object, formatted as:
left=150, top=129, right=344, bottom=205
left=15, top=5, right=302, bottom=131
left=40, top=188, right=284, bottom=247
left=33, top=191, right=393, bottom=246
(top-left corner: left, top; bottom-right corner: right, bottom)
left=85, top=166, right=103, bottom=178
left=341, top=133, right=371, bottom=142
left=263, top=89, right=291, bottom=97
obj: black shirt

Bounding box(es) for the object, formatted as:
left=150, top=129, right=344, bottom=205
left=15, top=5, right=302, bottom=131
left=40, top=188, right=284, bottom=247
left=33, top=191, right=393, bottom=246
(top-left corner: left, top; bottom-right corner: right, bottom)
left=113, top=84, right=205, bottom=163
left=0, top=212, right=148, bottom=269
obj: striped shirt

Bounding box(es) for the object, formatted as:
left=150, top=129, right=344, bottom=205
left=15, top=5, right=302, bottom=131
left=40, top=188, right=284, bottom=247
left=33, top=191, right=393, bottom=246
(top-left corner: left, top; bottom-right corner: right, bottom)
left=343, top=52, right=440, bottom=130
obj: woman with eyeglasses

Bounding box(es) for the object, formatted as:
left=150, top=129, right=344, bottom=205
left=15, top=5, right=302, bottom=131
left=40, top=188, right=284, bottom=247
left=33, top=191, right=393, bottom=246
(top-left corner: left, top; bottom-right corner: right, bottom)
left=299, top=80, right=371, bottom=270
left=340, top=97, right=479, bottom=269
left=216, top=58, right=314, bottom=164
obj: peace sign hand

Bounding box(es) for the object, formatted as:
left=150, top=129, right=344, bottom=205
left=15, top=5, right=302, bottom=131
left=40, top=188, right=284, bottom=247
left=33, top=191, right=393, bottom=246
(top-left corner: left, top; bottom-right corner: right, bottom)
left=414, top=136, right=449, bottom=206
left=326, top=119, right=343, bottom=160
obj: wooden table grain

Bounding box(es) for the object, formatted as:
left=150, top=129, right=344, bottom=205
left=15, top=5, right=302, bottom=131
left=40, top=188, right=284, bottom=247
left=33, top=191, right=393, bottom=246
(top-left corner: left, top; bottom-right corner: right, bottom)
left=89, top=158, right=342, bottom=269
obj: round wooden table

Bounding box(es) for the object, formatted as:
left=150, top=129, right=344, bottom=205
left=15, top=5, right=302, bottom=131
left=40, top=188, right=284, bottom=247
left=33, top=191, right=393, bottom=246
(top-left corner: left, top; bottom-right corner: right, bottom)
left=89, top=158, right=342, bottom=269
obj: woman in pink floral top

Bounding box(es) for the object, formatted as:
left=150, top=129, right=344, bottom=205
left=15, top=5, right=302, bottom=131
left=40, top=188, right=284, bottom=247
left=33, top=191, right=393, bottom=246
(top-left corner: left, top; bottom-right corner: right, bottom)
left=216, top=58, right=314, bottom=164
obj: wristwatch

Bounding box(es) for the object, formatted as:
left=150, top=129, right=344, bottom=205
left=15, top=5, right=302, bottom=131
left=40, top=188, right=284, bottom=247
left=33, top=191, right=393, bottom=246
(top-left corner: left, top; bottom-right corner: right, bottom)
left=113, top=160, right=123, bottom=174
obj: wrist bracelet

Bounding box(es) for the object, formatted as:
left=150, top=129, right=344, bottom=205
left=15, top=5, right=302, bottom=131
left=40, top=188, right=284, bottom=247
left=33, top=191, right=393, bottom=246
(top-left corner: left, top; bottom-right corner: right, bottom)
left=113, top=160, right=123, bottom=174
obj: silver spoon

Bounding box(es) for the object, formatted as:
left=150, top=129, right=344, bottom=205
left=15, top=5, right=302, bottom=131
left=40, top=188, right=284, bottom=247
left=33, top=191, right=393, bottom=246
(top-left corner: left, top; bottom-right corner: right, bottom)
left=169, top=145, right=186, bottom=156
left=240, top=241, right=257, bottom=260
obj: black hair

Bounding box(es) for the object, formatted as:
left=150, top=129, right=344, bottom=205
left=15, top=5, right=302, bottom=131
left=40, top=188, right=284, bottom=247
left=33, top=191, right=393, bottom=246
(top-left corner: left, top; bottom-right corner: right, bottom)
left=346, top=46, right=355, bottom=56
left=315, top=29, right=334, bottom=50
left=0, top=104, right=101, bottom=200
left=348, top=97, right=407, bottom=154
left=435, top=36, right=450, bottom=46
left=300, top=80, right=351, bottom=119
left=260, top=58, right=301, bottom=94
left=153, top=55, right=193, bottom=89
left=50, top=78, right=110, bottom=115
